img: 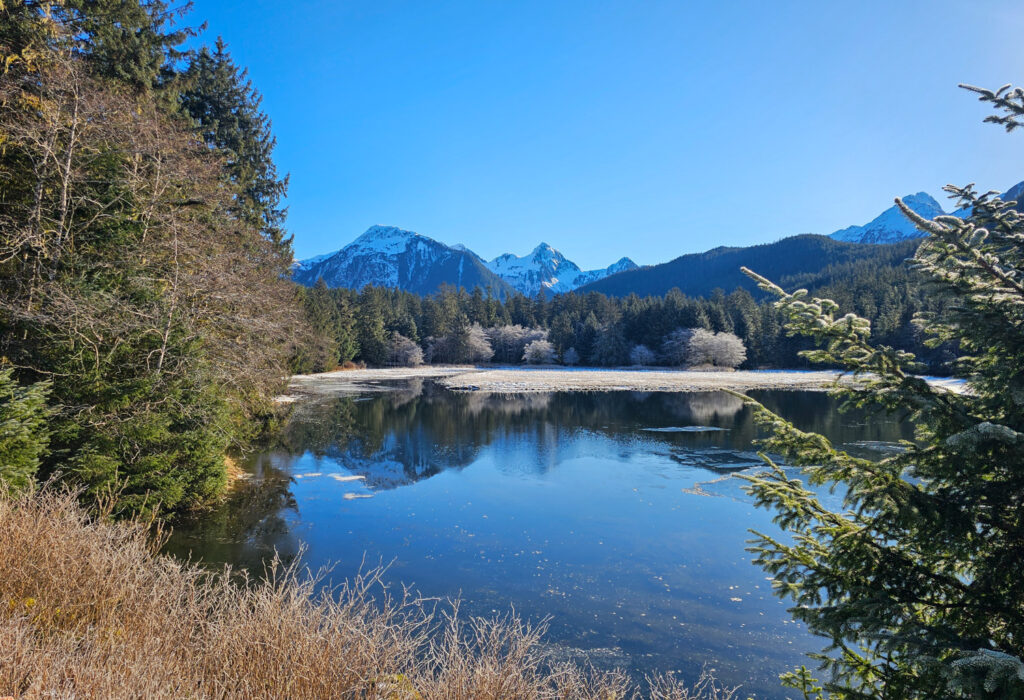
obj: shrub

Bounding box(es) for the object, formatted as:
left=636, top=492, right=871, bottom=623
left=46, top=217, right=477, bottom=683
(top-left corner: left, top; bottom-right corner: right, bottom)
left=629, top=344, right=657, bottom=366
left=385, top=332, right=424, bottom=367
left=662, top=328, right=696, bottom=366
left=426, top=323, right=494, bottom=364
left=522, top=339, right=557, bottom=364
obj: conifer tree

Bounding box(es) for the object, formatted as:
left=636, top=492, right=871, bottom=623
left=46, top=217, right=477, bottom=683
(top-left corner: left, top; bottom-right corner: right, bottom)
left=61, top=0, right=196, bottom=91
left=0, top=369, right=50, bottom=495
left=180, top=37, right=290, bottom=256
left=0, top=4, right=301, bottom=516
left=738, top=82, right=1024, bottom=698
left=332, top=291, right=360, bottom=364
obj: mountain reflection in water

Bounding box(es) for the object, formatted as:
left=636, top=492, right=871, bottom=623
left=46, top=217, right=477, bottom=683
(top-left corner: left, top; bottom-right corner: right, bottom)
left=165, top=383, right=913, bottom=698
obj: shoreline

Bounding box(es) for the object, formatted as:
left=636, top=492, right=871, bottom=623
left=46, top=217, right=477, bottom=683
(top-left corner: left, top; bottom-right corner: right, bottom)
left=282, top=365, right=967, bottom=398
left=284, top=366, right=969, bottom=399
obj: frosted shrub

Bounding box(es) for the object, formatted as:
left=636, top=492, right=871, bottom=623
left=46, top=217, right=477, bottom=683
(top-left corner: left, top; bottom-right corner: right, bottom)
left=426, top=324, right=494, bottom=364
left=687, top=329, right=746, bottom=368
left=522, top=340, right=557, bottom=365
left=661, top=328, right=696, bottom=367
left=385, top=333, right=424, bottom=367
left=663, top=328, right=746, bottom=369
left=629, top=344, right=657, bottom=366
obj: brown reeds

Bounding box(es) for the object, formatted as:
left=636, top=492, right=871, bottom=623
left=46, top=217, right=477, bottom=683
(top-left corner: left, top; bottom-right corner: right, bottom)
left=0, top=489, right=738, bottom=699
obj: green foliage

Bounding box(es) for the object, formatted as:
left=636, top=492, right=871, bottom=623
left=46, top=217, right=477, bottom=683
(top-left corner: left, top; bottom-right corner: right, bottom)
left=0, top=368, right=50, bottom=495
left=0, top=3, right=303, bottom=518
left=61, top=0, right=197, bottom=91
left=579, top=234, right=922, bottom=299
left=299, top=268, right=957, bottom=372
left=180, top=37, right=290, bottom=254
left=736, top=84, right=1024, bottom=698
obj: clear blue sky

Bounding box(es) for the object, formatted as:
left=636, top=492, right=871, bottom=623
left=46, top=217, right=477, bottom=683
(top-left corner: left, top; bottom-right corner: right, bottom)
left=187, top=0, right=1023, bottom=267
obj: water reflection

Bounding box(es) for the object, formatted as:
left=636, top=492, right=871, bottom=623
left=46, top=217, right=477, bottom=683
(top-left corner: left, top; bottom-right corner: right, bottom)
left=275, top=385, right=758, bottom=489
left=165, top=383, right=913, bottom=698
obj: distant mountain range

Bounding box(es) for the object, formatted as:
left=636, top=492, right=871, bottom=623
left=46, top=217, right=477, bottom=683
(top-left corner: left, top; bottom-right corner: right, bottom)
left=294, top=180, right=1022, bottom=298
left=292, top=226, right=636, bottom=297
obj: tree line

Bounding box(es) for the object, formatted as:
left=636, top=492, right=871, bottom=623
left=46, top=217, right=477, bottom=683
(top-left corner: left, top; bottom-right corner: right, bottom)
left=293, top=253, right=956, bottom=373
left=0, top=1, right=313, bottom=517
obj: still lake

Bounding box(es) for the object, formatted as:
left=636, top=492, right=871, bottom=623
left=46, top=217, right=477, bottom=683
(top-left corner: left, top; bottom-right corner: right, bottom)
left=165, top=381, right=912, bottom=697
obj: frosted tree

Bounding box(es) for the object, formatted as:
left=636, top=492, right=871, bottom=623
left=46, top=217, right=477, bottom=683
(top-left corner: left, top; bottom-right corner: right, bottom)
left=385, top=332, right=424, bottom=367
left=737, top=82, right=1024, bottom=699
left=562, top=347, right=581, bottom=366
left=426, top=320, right=494, bottom=364
left=465, top=324, right=495, bottom=363
left=709, top=331, right=747, bottom=368
left=485, top=325, right=547, bottom=363
left=685, top=329, right=746, bottom=368
left=522, top=339, right=557, bottom=365
left=629, top=344, right=657, bottom=366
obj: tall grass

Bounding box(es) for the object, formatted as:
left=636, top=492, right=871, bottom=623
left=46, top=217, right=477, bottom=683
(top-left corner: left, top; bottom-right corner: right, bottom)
left=0, top=489, right=738, bottom=699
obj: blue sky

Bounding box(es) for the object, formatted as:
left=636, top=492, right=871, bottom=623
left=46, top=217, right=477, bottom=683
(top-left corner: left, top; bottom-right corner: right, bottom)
left=187, top=0, right=1024, bottom=267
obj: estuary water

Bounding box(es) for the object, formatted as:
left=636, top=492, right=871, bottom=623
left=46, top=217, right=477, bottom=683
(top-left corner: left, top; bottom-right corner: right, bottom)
left=165, top=382, right=912, bottom=697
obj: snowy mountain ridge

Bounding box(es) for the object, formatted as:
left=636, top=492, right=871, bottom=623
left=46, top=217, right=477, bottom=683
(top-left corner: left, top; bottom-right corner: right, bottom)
left=830, top=192, right=948, bottom=244
left=291, top=225, right=515, bottom=296
left=292, top=226, right=635, bottom=296
left=485, top=242, right=637, bottom=295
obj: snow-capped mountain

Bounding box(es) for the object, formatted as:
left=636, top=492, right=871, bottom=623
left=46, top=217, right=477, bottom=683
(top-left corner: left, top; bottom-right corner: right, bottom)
left=485, top=242, right=638, bottom=296
left=293, top=228, right=636, bottom=296
left=292, top=225, right=513, bottom=296
left=830, top=192, right=946, bottom=244
left=831, top=181, right=1024, bottom=244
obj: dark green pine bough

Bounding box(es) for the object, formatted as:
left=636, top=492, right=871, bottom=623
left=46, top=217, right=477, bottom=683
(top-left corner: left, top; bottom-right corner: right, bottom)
left=739, top=83, right=1024, bottom=698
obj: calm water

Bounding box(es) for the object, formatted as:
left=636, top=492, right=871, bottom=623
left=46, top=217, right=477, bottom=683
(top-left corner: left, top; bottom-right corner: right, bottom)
left=165, top=382, right=912, bottom=697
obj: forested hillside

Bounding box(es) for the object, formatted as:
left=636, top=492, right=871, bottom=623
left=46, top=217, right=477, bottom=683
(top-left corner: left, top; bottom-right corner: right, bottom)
left=297, top=248, right=955, bottom=374
left=577, top=234, right=921, bottom=298
left=0, top=1, right=310, bottom=517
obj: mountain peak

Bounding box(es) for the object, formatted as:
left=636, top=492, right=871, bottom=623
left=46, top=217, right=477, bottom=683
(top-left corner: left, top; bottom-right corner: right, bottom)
left=530, top=242, right=566, bottom=261
left=608, top=257, right=639, bottom=273
left=292, top=226, right=513, bottom=296
left=902, top=192, right=941, bottom=208
left=831, top=191, right=945, bottom=244
left=355, top=224, right=419, bottom=243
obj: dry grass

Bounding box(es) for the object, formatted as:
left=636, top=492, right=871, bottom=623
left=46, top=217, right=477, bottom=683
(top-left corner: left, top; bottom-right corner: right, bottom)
left=0, top=489, right=740, bottom=699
